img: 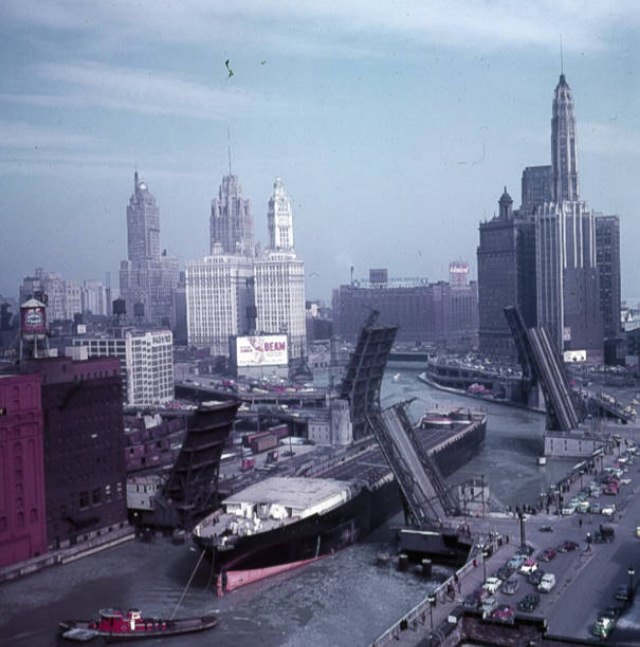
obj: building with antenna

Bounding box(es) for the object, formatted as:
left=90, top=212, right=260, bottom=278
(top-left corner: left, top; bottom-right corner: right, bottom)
left=477, top=71, right=618, bottom=364
left=187, top=175, right=308, bottom=367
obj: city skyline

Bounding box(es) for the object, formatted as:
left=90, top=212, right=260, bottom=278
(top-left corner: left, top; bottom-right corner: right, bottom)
left=1, top=2, right=639, bottom=304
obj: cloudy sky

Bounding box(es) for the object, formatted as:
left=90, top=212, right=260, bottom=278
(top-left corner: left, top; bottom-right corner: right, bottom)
left=1, top=1, right=639, bottom=304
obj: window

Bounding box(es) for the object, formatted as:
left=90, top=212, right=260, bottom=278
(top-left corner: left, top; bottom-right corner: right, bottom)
left=79, top=491, right=90, bottom=509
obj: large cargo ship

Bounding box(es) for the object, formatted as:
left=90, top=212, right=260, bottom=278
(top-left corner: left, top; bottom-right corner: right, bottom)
left=192, top=408, right=486, bottom=593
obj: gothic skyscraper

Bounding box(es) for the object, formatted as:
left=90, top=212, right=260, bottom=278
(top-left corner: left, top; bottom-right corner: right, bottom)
left=210, top=175, right=254, bottom=257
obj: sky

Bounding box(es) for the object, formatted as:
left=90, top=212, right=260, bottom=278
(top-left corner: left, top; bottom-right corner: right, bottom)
left=1, top=1, right=640, bottom=305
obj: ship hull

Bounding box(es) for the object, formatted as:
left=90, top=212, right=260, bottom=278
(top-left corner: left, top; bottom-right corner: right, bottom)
left=195, top=477, right=401, bottom=589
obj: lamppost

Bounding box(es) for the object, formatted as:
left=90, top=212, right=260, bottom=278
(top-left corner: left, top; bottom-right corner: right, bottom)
left=518, top=511, right=527, bottom=551
left=628, top=565, right=635, bottom=601
left=428, top=593, right=437, bottom=630
left=482, top=548, right=489, bottom=583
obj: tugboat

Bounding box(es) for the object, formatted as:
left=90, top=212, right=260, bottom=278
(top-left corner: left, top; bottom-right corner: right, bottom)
left=59, top=608, right=218, bottom=642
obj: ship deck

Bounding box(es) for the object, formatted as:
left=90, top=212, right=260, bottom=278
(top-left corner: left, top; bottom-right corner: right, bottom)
left=316, top=421, right=484, bottom=487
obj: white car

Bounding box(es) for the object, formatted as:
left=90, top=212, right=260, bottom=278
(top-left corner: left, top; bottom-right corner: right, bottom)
left=602, top=504, right=616, bottom=517
left=519, top=559, right=538, bottom=575
left=483, top=577, right=502, bottom=594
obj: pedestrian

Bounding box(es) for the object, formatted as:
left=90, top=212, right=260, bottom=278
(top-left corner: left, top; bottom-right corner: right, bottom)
left=579, top=518, right=583, bottom=529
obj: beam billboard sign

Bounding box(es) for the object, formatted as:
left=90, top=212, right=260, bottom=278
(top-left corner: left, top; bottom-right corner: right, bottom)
left=236, top=335, right=289, bottom=367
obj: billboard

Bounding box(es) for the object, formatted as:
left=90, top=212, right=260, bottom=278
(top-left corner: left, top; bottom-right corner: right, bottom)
left=236, top=335, right=289, bottom=367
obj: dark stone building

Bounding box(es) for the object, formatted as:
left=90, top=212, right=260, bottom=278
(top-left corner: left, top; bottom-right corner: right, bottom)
left=477, top=189, right=536, bottom=361
left=332, top=271, right=477, bottom=350
left=20, top=356, right=127, bottom=549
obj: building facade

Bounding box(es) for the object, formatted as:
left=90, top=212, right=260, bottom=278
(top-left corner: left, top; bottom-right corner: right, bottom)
left=119, top=172, right=180, bottom=328
left=187, top=175, right=307, bottom=363
left=72, top=329, right=174, bottom=406
left=535, top=75, right=603, bottom=359
left=332, top=270, right=478, bottom=350
left=477, top=190, right=536, bottom=361
left=595, top=215, right=622, bottom=341
left=254, top=179, right=307, bottom=360
left=0, top=373, right=48, bottom=568
left=20, top=269, right=82, bottom=322
left=186, top=254, right=256, bottom=356
left=20, top=356, right=127, bottom=549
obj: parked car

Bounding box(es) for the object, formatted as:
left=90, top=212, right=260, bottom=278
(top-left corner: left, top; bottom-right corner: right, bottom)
left=538, top=573, right=556, bottom=593
left=517, top=593, right=540, bottom=612
left=537, top=547, right=557, bottom=562
left=502, top=575, right=520, bottom=595
left=492, top=604, right=515, bottom=623
left=558, top=540, right=579, bottom=552
left=602, top=504, right=616, bottom=517
left=516, top=543, right=535, bottom=557
left=481, top=596, right=498, bottom=616
left=496, top=564, right=515, bottom=581
left=592, top=616, right=615, bottom=639
left=507, top=554, right=526, bottom=570
left=483, top=577, right=502, bottom=594
left=528, top=569, right=545, bottom=586
left=590, top=502, right=602, bottom=514
left=519, top=559, right=538, bottom=575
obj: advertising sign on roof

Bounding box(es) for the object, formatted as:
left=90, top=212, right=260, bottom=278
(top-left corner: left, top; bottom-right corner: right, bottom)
left=236, top=335, right=289, bottom=367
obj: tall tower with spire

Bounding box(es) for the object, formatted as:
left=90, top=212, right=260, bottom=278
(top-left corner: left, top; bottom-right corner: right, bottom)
left=255, top=178, right=306, bottom=361
left=119, top=171, right=179, bottom=328
left=267, top=177, right=294, bottom=250
left=535, top=74, right=602, bottom=359
left=127, top=171, right=161, bottom=262
left=550, top=74, right=579, bottom=203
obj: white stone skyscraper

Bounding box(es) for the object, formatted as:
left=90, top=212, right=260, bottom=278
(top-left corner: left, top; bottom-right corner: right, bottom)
left=535, top=74, right=602, bottom=359
left=119, top=172, right=179, bottom=328
left=255, top=178, right=306, bottom=360
left=551, top=74, right=579, bottom=203
left=185, top=254, right=255, bottom=357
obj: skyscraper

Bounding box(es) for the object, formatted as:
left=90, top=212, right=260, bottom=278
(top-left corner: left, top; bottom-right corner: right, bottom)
left=210, top=175, right=254, bottom=257
left=126, top=171, right=160, bottom=262
left=477, top=189, right=536, bottom=360
left=536, top=75, right=603, bottom=358
left=119, top=172, right=179, bottom=328
left=255, top=178, right=306, bottom=360
left=551, top=75, right=579, bottom=203
left=595, top=215, right=622, bottom=341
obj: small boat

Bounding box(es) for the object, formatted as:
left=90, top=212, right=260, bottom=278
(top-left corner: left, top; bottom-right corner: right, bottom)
left=59, top=608, right=218, bottom=642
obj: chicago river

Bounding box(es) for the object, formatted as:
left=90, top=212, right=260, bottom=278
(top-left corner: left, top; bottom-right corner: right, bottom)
left=0, top=363, right=602, bottom=646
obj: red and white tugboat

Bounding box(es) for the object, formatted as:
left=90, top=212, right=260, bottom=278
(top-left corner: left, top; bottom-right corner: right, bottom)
left=59, top=607, right=218, bottom=642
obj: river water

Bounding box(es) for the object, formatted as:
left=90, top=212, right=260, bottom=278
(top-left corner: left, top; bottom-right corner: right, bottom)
left=0, top=362, right=575, bottom=647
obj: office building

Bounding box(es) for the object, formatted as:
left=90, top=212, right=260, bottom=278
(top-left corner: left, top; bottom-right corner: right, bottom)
left=72, top=329, right=174, bottom=406
left=255, top=178, right=307, bottom=360
left=18, top=356, right=127, bottom=549
left=119, top=172, right=180, bottom=329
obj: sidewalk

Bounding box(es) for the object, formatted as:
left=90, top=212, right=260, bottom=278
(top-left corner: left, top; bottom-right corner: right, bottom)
left=371, top=536, right=518, bottom=646
left=0, top=525, right=134, bottom=583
